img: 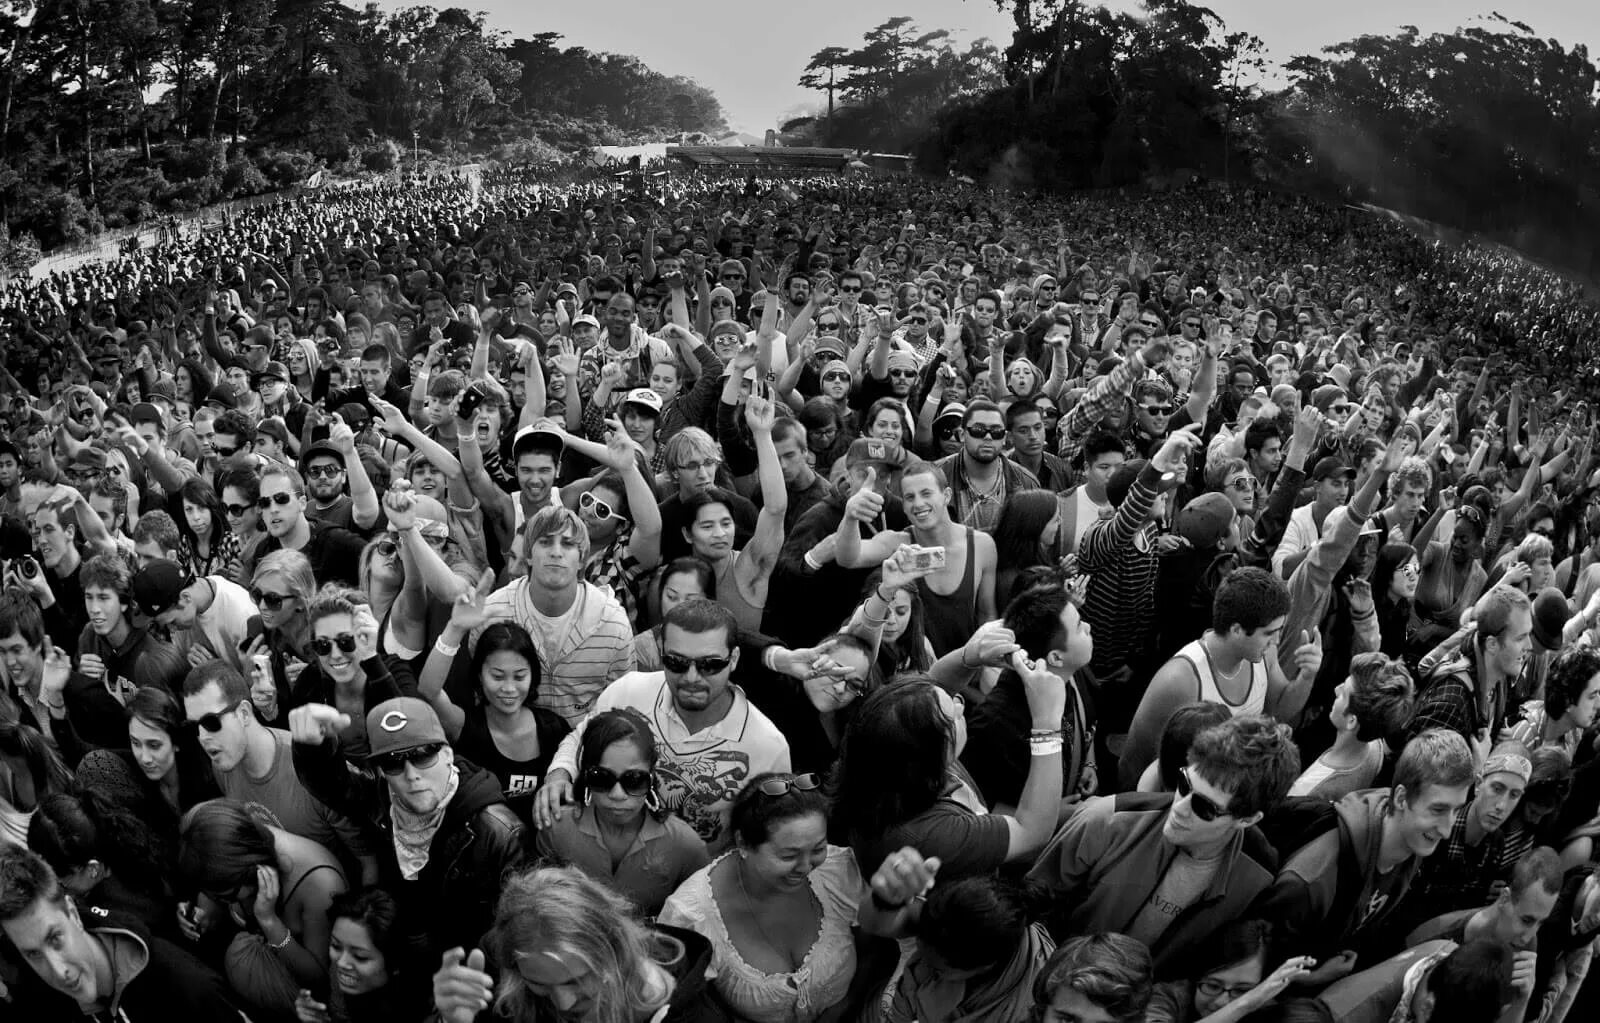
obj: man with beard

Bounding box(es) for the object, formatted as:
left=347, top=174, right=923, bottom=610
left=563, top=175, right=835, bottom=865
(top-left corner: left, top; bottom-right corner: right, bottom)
left=179, top=660, right=377, bottom=886
left=238, top=465, right=365, bottom=587
left=936, top=399, right=1038, bottom=533
left=61, top=553, right=186, bottom=749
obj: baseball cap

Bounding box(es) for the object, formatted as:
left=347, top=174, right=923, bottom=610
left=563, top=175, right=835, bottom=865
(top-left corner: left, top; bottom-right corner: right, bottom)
left=366, top=697, right=448, bottom=760
left=620, top=388, right=663, bottom=417
left=131, top=559, right=193, bottom=618
left=513, top=421, right=563, bottom=458
left=1311, top=456, right=1355, bottom=482
left=129, top=402, right=163, bottom=427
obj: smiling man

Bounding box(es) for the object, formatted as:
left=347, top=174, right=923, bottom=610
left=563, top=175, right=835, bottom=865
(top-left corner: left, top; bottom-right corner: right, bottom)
left=0, top=848, right=246, bottom=1021
left=1026, top=714, right=1299, bottom=975
left=1258, top=728, right=1475, bottom=973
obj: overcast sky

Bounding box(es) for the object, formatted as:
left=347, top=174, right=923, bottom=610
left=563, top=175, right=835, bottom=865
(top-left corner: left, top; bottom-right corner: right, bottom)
left=370, top=0, right=1600, bottom=134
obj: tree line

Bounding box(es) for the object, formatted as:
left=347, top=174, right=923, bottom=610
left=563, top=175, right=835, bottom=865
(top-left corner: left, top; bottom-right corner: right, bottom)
left=0, top=0, right=727, bottom=258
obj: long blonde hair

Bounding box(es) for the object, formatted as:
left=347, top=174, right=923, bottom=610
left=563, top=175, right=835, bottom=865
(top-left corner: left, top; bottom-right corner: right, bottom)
left=489, top=867, right=675, bottom=1023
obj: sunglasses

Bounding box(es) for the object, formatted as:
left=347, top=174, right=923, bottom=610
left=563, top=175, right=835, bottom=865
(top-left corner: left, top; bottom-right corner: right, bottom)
left=374, top=743, right=444, bottom=776
left=305, top=464, right=344, bottom=479
left=661, top=652, right=732, bottom=676
left=190, top=698, right=245, bottom=733
left=582, top=765, right=653, bottom=796
left=311, top=633, right=359, bottom=657
left=579, top=490, right=627, bottom=523
left=755, top=773, right=821, bottom=797
left=965, top=425, right=1007, bottom=440
left=1177, top=767, right=1233, bottom=822
left=250, top=589, right=294, bottom=611
left=1141, top=404, right=1175, bottom=416
left=257, top=492, right=299, bottom=509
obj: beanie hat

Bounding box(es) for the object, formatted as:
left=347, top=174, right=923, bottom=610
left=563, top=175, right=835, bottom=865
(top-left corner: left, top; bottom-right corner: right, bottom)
left=1175, top=492, right=1237, bottom=549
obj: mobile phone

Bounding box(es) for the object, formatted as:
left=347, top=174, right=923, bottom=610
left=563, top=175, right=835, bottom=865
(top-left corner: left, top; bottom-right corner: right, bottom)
left=907, top=545, right=947, bottom=571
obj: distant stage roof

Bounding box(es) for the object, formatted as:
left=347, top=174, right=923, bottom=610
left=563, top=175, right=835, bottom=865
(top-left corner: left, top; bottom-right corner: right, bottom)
left=665, top=146, right=910, bottom=172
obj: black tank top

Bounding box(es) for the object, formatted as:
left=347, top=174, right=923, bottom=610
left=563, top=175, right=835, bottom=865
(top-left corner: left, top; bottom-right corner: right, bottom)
left=455, top=704, right=571, bottom=828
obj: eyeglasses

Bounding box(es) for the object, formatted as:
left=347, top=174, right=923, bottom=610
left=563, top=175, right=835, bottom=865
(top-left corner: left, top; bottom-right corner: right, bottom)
left=190, top=698, right=245, bottom=733
left=582, top=765, right=653, bottom=796
left=374, top=743, right=444, bottom=776
left=965, top=425, right=1007, bottom=440
left=1197, top=979, right=1258, bottom=1001
left=579, top=490, right=628, bottom=523
left=257, top=492, right=300, bottom=509
left=661, top=651, right=732, bottom=676
left=1177, top=767, right=1233, bottom=822
left=305, top=464, right=344, bottom=479
left=250, top=589, right=295, bottom=611
left=1141, top=404, right=1175, bottom=416
left=224, top=503, right=251, bottom=517
left=755, top=773, right=821, bottom=797
left=311, top=633, right=359, bottom=657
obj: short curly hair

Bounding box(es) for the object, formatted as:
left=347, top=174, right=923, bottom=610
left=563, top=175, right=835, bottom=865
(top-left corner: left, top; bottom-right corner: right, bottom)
left=1188, top=714, right=1300, bottom=819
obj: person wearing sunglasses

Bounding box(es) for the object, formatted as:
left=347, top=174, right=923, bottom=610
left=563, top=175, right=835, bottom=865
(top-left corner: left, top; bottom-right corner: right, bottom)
left=239, top=465, right=365, bottom=589
left=536, top=599, right=791, bottom=851
left=288, top=694, right=529, bottom=962
left=535, top=708, right=707, bottom=916
left=1029, top=715, right=1298, bottom=973
left=659, top=770, right=861, bottom=1022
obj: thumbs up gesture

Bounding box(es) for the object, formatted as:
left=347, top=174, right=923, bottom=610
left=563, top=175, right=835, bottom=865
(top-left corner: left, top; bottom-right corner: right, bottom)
left=1292, top=628, right=1323, bottom=681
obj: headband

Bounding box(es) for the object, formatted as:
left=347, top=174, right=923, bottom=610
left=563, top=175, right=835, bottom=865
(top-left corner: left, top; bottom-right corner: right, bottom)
left=1481, top=753, right=1532, bottom=783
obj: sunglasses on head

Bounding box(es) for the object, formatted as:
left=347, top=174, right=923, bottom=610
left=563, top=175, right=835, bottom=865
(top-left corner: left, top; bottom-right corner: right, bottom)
left=582, top=765, right=653, bottom=796
left=189, top=698, right=245, bottom=733
left=257, top=492, right=298, bottom=509
left=755, top=773, right=821, bottom=797
left=661, top=652, right=732, bottom=676
left=250, top=589, right=294, bottom=611
left=374, top=743, right=444, bottom=776
left=311, top=633, right=358, bottom=657
left=965, top=425, right=1007, bottom=440
left=579, top=490, right=627, bottom=523
left=1177, top=767, right=1233, bottom=822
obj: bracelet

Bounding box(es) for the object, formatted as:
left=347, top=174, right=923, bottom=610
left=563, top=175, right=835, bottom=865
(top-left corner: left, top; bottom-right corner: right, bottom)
left=1030, top=738, right=1065, bottom=757
left=433, top=636, right=461, bottom=658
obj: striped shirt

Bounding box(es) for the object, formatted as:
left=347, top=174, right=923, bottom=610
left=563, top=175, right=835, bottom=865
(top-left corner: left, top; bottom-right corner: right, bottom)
left=476, top=579, right=637, bottom=727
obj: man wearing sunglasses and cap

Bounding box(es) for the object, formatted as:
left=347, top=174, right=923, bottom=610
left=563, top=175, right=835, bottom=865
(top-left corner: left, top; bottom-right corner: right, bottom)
left=289, top=693, right=528, bottom=959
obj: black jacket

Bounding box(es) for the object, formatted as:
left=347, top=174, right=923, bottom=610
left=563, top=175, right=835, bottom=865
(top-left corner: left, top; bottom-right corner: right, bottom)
left=293, top=737, right=529, bottom=961
left=4, top=906, right=245, bottom=1022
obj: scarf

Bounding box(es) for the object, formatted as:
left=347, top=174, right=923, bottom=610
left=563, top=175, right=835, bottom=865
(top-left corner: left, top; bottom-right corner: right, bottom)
left=389, top=765, right=459, bottom=881
left=884, top=922, right=1054, bottom=1023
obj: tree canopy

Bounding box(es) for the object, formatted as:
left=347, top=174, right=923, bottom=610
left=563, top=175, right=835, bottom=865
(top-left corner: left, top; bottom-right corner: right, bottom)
left=0, top=0, right=727, bottom=253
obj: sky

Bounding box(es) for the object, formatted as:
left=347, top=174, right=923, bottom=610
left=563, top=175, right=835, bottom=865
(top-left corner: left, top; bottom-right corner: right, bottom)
left=369, top=0, right=1600, bottom=135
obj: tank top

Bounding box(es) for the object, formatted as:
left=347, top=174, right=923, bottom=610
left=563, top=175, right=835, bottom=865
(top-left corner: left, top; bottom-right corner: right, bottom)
left=456, top=703, right=571, bottom=827
left=1174, top=637, right=1267, bottom=717
left=713, top=550, right=765, bottom=636
left=917, top=528, right=978, bottom=658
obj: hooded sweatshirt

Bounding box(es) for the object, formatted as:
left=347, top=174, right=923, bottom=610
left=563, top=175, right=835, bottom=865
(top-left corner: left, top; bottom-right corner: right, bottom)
left=1256, top=790, right=1421, bottom=961
left=9, top=907, right=245, bottom=1022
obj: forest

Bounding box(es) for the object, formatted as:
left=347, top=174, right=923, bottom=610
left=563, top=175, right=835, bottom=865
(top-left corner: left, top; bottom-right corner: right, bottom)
left=0, top=0, right=726, bottom=261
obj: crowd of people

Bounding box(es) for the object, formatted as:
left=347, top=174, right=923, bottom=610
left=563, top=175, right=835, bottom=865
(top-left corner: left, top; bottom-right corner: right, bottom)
left=1, top=164, right=1600, bottom=1023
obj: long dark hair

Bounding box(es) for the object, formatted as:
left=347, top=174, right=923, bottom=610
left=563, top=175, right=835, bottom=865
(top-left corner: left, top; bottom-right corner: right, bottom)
left=827, top=676, right=952, bottom=848
left=470, top=622, right=542, bottom=708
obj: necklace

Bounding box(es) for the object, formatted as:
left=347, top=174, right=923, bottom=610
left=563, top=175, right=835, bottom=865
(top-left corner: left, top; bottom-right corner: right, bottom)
left=735, top=857, right=800, bottom=972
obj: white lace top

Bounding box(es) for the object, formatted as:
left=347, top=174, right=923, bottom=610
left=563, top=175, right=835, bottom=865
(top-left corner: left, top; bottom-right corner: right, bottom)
left=658, top=847, right=861, bottom=1023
